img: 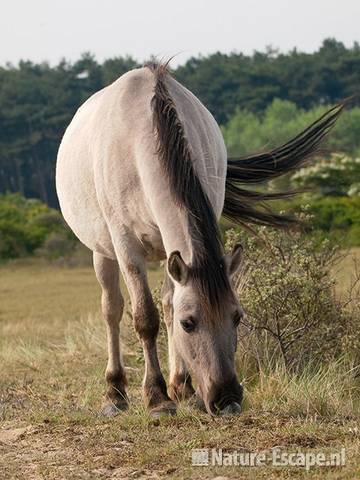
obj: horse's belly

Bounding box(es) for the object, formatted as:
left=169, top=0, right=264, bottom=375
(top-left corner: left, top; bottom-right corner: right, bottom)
left=56, top=141, right=116, bottom=260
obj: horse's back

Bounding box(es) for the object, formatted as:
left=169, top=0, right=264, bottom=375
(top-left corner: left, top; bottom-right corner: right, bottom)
left=56, top=66, right=227, bottom=259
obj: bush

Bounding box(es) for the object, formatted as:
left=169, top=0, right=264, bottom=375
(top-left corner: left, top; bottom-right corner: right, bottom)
left=36, top=232, right=75, bottom=260
left=0, top=193, right=75, bottom=259
left=270, top=195, right=360, bottom=246
left=225, top=223, right=360, bottom=371
left=302, top=196, right=360, bottom=246
left=291, top=154, right=360, bottom=196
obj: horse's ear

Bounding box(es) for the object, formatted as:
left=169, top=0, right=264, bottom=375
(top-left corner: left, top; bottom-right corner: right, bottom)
left=168, top=251, right=188, bottom=285
left=225, top=243, right=243, bottom=278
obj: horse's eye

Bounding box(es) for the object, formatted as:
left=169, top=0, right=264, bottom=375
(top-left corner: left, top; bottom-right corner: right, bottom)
left=233, top=310, right=243, bottom=328
left=180, top=316, right=196, bottom=333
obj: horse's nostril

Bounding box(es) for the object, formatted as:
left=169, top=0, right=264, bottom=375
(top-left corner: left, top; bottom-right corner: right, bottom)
left=220, top=401, right=241, bottom=416
left=207, top=376, right=243, bottom=415
left=209, top=400, right=218, bottom=414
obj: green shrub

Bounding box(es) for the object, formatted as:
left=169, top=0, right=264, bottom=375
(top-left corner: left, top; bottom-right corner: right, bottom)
left=36, top=232, right=75, bottom=260
left=270, top=196, right=360, bottom=246
left=291, top=154, right=360, bottom=196
left=0, top=193, right=75, bottom=259
left=225, top=223, right=360, bottom=371
left=300, top=196, right=360, bottom=246
left=309, top=196, right=360, bottom=229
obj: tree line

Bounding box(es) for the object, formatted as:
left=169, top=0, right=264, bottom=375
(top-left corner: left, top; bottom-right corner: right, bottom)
left=0, top=38, right=359, bottom=207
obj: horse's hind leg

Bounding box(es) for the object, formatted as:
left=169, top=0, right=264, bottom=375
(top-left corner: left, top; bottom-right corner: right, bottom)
left=162, top=271, right=195, bottom=402
left=93, top=252, right=128, bottom=416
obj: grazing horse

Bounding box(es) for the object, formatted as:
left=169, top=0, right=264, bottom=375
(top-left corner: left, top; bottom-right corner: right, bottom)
left=56, top=62, right=342, bottom=417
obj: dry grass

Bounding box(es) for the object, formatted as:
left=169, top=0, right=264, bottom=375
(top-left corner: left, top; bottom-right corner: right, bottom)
left=0, top=256, right=360, bottom=479
left=332, top=247, right=360, bottom=298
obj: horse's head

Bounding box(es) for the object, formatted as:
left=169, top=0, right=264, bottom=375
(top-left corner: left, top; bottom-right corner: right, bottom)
left=167, top=243, right=244, bottom=415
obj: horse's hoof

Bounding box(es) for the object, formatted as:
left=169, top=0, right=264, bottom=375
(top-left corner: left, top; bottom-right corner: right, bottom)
left=100, top=400, right=128, bottom=417
left=149, top=401, right=177, bottom=419
left=220, top=402, right=241, bottom=416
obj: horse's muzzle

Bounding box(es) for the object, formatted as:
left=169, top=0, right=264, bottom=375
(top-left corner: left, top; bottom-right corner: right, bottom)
left=206, top=375, right=243, bottom=416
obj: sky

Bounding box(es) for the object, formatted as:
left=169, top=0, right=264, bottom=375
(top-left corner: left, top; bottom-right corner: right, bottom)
left=1, top=0, right=359, bottom=67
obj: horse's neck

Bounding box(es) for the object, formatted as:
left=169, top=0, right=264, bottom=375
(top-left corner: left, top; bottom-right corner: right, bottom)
left=153, top=200, right=194, bottom=264
left=137, top=156, right=220, bottom=266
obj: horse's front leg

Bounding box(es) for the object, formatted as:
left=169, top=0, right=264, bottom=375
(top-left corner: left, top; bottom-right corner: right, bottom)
left=118, top=250, right=176, bottom=417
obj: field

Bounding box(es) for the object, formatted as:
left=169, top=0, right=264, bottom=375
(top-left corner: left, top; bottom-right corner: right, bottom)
left=0, top=255, right=360, bottom=479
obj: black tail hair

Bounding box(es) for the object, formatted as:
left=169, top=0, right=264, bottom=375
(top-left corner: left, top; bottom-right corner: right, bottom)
left=223, top=102, right=346, bottom=228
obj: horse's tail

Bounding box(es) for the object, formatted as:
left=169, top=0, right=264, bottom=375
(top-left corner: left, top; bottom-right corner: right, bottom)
left=223, top=102, right=346, bottom=228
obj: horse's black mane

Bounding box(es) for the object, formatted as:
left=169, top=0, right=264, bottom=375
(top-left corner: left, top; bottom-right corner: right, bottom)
left=147, top=61, right=232, bottom=312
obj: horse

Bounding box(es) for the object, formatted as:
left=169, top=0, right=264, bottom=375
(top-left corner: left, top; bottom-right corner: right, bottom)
left=56, top=61, right=343, bottom=417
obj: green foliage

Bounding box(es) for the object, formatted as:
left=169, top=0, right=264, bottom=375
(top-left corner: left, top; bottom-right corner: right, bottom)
left=176, top=39, right=360, bottom=123
left=0, top=193, right=73, bottom=258
left=274, top=196, right=360, bottom=246
left=225, top=225, right=360, bottom=370
left=291, top=154, right=360, bottom=196
left=223, top=99, right=360, bottom=158
left=327, top=108, right=360, bottom=157
left=306, top=196, right=360, bottom=246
